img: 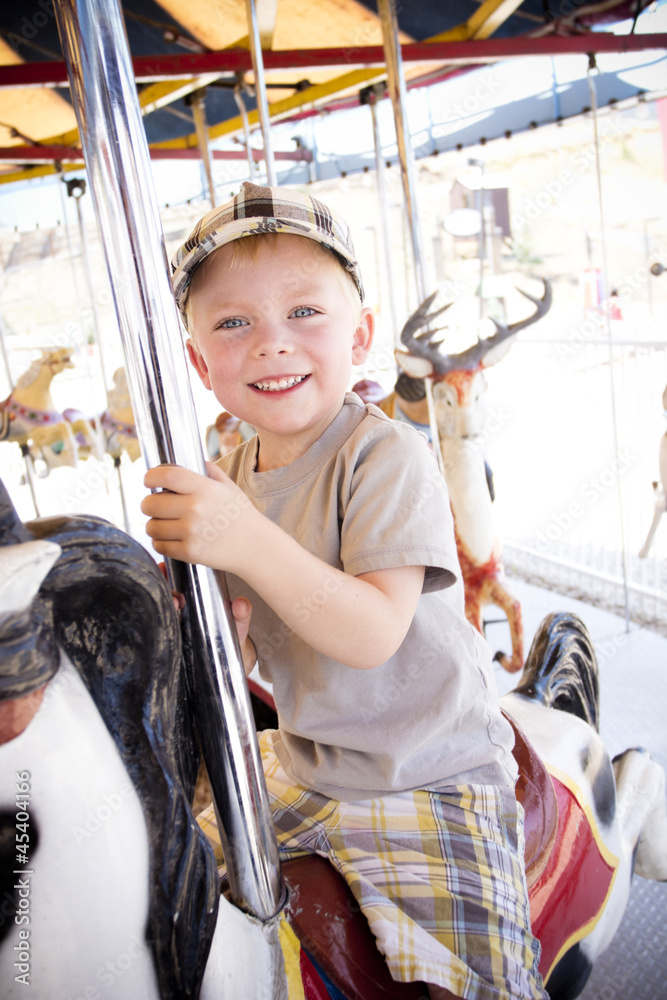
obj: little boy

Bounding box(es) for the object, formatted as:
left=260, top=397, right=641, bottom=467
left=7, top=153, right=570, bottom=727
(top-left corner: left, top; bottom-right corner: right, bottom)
left=142, top=182, right=547, bottom=1000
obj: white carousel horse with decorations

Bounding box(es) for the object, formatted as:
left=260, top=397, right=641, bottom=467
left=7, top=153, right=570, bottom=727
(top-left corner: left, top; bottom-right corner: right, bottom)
left=0, top=480, right=665, bottom=1000
left=0, top=347, right=95, bottom=474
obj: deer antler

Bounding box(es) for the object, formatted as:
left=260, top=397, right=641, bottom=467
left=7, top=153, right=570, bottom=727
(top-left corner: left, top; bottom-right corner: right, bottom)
left=399, top=279, right=552, bottom=375
left=477, top=279, right=552, bottom=367
left=399, top=291, right=453, bottom=364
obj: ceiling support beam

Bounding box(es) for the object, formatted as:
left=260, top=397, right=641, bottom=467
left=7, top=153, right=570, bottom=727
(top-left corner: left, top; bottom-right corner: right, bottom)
left=455, top=0, right=528, bottom=41
left=0, top=144, right=311, bottom=162
left=1, top=34, right=666, bottom=88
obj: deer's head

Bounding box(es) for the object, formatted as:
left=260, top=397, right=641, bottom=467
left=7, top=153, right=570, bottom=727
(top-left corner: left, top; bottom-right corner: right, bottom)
left=395, top=280, right=551, bottom=439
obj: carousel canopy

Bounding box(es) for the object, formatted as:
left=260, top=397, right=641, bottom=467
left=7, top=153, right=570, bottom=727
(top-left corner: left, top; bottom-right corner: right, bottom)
left=0, top=0, right=665, bottom=187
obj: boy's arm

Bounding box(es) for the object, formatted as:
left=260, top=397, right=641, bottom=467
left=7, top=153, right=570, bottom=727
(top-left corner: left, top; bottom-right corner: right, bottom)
left=142, top=463, right=424, bottom=670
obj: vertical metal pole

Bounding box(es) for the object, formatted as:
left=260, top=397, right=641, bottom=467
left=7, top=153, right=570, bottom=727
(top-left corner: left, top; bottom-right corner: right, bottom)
left=68, top=183, right=112, bottom=460
left=233, top=82, right=256, bottom=180
left=378, top=0, right=426, bottom=301
left=189, top=89, right=218, bottom=208
left=469, top=158, right=486, bottom=321
left=71, top=185, right=111, bottom=389
left=588, top=62, right=631, bottom=631
left=0, top=310, right=13, bottom=395
left=245, top=0, right=277, bottom=186
left=19, top=445, right=41, bottom=518
left=54, top=0, right=283, bottom=920
left=377, top=0, right=443, bottom=470
left=363, top=85, right=398, bottom=345
left=307, top=117, right=319, bottom=183
left=644, top=217, right=658, bottom=318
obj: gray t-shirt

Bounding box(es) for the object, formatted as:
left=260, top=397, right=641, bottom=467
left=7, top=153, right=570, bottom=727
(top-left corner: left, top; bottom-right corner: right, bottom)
left=219, top=393, right=517, bottom=800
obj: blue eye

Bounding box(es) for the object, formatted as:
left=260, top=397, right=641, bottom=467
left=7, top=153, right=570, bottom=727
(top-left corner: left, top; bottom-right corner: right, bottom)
left=220, top=317, right=246, bottom=329
left=291, top=306, right=315, bottom=318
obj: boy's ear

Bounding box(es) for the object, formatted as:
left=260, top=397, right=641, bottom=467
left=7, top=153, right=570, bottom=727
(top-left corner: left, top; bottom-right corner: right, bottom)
left=351, top=307, right=374, bottom=365
left=186, top=340, right=212, bottom=390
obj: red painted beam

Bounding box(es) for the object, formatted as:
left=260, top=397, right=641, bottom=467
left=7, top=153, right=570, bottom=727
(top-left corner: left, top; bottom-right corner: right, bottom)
left=0, top=145, right=311, bottom=163
left=1, top=34, right=666, bottom=89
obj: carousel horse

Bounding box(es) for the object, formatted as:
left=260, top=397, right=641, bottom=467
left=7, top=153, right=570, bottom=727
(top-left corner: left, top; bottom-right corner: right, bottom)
left=0, top=479, right=665, bottom=1000
left=62, top=366, right=141, bottom=466
left=98, top=366, right=141, bottom=463
left=0, top=482, right=286, bottom=1000
left=0, top=347, right=92, bottom=474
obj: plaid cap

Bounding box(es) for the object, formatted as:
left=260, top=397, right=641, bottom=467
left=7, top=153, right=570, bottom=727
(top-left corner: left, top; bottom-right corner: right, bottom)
left=171, top=182, right=364, bottom=326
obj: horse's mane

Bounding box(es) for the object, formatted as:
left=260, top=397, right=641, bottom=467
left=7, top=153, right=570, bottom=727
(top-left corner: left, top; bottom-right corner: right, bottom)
left=514, top=611, right=600, bottom=732
left=22, top=508, right=219, bottom=1000
left=14, top=356, right=44, bottom=390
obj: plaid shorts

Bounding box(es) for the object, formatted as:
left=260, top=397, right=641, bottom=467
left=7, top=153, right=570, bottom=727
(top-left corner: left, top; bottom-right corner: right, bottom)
left=198, top=731, right=547, bottom=1000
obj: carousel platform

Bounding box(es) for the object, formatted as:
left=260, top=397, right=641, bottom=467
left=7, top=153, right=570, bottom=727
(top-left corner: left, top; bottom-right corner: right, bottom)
left=488, top=578, right=667, bottom=1000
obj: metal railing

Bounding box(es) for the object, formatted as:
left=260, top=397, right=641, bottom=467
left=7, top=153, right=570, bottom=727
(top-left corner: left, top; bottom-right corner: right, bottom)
left=491, top=333, right=667, bottom=632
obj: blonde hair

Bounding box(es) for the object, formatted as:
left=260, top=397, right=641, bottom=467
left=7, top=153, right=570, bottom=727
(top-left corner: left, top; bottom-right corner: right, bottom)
left=185, top=232, right=362, bottom=347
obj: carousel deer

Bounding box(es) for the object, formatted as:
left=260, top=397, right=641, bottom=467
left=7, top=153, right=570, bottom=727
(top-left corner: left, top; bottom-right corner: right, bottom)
left=385, top=280, right=552, bottom=673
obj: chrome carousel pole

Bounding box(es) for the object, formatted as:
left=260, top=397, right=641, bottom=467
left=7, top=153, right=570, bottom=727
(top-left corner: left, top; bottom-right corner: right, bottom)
left=233, top=80, right=257, bottom=180
left=65, top=177, right=111, bottom=464
left=377, top=0, right=444, bottom=472
left=245, top=0, right=277, bottom=186
left=54, top=0, right=283, bottom=921
left=378, top=0, right=426, bottom=302
left=361, top=83, right=398, bottom=346
left=188, top=89, right=218, bottom=209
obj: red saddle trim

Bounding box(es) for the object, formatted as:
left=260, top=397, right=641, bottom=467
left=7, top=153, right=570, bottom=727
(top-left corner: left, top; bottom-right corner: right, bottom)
left=299, top=945, right=337, bottom=1000
left=502, top=712, right=559, bottom=888
left=530, top=774, right=617, bottom=982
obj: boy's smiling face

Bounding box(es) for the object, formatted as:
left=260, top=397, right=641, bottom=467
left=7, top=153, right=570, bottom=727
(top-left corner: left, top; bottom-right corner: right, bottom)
left=187, top=234, right=374, bottom=470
